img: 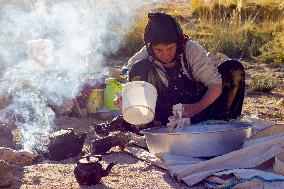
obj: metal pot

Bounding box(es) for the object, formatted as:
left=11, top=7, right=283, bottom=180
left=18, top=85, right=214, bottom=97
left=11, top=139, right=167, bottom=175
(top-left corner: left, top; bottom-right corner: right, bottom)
left=140, top=121, right=253, bottom=157
left=74, top=155, right=115, bottom=186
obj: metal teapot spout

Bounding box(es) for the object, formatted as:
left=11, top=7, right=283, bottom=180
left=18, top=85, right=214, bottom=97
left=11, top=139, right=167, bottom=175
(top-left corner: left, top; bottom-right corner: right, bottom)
left=102, top=162, right=116, bottom=177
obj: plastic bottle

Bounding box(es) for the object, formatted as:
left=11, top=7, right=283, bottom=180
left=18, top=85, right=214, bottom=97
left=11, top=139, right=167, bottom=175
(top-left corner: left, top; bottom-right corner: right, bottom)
left=104, top=78, right=122, bottom=111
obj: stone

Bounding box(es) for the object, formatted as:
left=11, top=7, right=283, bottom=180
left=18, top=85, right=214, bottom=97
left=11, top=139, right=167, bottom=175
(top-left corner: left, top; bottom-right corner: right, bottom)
left=0, top=160, right=13, bottom=187
left=0, top=147, right=35, bottom=164
left=0, top=124, right=15, bottom=149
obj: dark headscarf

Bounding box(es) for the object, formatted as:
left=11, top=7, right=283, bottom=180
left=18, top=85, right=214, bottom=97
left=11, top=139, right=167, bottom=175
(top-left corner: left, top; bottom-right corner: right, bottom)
left=144, top=12, right=187, bottom=57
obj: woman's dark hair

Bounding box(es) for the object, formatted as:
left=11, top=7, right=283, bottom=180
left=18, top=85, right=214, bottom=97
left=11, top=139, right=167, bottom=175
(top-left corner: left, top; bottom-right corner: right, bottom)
left=144, top=12, right=187, bottom=57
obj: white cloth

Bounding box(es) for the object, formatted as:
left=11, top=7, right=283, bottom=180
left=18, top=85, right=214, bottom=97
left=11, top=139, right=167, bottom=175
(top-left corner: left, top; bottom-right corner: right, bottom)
left=167, top=134, right=284, bottom=186
left=127, top=132, right=284, bottom=187
left=163, top=153, right=205, bottom=166
left=126, top=122, right=284, bottom=187
left=126, top=145, right=167, bottom=170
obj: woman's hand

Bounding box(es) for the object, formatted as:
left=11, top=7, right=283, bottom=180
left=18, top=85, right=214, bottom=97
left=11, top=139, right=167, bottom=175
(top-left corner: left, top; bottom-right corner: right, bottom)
left=114, top=92, right=122, bottom=108
left=182, top=83, right=222, bottom=118
left=182, top=103, right=204, bottom=118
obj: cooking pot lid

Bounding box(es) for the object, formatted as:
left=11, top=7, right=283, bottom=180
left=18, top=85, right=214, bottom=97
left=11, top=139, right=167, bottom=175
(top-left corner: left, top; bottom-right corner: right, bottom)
left=78, top=156, right=100, bottom=164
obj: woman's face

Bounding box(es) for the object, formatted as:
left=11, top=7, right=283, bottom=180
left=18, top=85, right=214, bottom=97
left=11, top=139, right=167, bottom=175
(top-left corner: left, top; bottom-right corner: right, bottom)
left=152, top=42, right=177, bottom=64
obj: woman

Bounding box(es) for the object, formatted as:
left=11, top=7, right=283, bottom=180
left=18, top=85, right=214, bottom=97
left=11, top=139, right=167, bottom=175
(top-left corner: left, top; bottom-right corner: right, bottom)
left=92, top=12, right=245, bottom=154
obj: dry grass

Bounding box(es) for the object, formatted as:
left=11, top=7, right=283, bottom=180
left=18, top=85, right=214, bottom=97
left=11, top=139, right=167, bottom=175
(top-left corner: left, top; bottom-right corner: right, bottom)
left=257, top=29, right=284, bottom=67
left=114, top=17, right=147, bottom=59
left=190, top=0, right=283, bottom=21
left=114, top=0, right=283, bottom=68
left=249, top=75, right=282, bottom=92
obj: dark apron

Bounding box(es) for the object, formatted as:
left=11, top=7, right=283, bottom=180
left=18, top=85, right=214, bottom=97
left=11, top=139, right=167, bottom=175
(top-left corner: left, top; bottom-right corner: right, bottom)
left=154, top=60, right=207, bottom=124
left=128, top=58, right=207, bottom=125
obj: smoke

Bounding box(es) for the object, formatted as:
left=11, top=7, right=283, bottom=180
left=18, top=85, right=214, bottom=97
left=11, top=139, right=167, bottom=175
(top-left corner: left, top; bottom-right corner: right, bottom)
left=0, top=0, right=164, bottom=151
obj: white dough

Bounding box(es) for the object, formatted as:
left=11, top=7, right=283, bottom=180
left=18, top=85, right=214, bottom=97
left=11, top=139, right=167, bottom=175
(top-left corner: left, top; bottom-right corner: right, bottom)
left=167, top=103, right=191, bottom=133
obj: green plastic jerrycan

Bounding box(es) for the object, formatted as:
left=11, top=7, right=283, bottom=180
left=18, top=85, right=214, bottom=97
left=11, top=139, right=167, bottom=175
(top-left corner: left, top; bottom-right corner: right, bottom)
left=104, top=78, right=122, bottom=110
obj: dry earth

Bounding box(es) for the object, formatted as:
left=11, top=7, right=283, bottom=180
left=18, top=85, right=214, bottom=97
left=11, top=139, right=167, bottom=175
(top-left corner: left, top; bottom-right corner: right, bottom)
left=243, top=63, right=284, bottom=122
left=0, top=63, right=283, bottom=189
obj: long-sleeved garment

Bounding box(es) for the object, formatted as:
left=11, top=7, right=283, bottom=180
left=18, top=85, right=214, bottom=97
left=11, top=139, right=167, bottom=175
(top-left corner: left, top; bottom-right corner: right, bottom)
left=127, top=40, right=222, bottom=87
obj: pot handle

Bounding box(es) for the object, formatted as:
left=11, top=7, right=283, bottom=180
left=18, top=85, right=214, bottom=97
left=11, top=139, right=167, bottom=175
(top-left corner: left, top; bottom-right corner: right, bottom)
left=74, top=154, right=102, bottom=164
left=74, top=155, right=81, bottom=164
left=74, top=156, right=82, bottom=165
left=93, top=154, right=102, bottom=161
left=74, top=154, right=91, bottom=164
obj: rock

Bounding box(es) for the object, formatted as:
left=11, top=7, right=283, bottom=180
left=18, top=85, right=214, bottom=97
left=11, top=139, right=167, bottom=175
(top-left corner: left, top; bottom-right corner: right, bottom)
left=128, top=132, right=147, bottom=149
left=0, top=160, right=13, bottom=187
left=48, top=129, right=86, bottom=161
left=277, top=98, right=284, bottom=107
left=0, top=147, right=35, bottom=164
left=92, top=132, right=129, bottom=155
left=0, top=96, right=9, bottom=109
left=0, top=124, right=15, bottom=149
left=50, top=99, right=74, bottom=115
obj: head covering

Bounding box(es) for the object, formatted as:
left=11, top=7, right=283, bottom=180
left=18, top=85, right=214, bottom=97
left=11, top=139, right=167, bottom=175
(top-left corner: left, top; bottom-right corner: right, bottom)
left=144, top=12, right=187, bottom=57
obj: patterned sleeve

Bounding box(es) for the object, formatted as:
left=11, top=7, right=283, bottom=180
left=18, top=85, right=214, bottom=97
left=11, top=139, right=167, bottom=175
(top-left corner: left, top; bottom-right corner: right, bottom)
left=127, top=46, right=148, bottom=69
left=185, top=40, right=222, bottom=86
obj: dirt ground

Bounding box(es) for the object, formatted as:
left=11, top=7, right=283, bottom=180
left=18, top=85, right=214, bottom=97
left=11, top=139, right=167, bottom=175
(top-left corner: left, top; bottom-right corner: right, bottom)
left=1, top=63, right=284, bottom=189
left=7, top=116, right=194, bottom=189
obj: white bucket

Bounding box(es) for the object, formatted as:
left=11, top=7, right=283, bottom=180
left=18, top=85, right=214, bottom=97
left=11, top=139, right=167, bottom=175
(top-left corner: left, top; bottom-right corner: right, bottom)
left=122, top=81, right=157, bottom=125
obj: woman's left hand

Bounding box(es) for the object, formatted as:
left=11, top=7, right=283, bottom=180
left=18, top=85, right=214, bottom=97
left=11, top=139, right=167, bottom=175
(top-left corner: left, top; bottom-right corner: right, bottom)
left=114, top=92, right=122, bottom=108
left=182, top=103, right=204, bottom=118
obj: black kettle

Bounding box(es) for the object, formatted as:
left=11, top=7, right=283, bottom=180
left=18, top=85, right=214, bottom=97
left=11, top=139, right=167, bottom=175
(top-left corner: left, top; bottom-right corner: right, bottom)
left=74, top=155, right=115, bottom=186
left=48, top=128, right=86, bottom=161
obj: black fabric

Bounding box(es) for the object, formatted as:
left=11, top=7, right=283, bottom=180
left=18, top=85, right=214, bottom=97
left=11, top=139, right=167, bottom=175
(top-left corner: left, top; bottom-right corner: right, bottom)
left=191, top=59, right=245, bottom=123
left=154, top=60, right=207, bottom=124
left=144, top=12, right=186, bottom=57
left=164, top=60, right=206, bottom=104
left=145, top=12, right=180, bottom=46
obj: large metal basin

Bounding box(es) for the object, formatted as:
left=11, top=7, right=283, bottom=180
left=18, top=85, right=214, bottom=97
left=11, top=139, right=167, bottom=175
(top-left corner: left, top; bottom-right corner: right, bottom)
left=140, top=121, right=253, bottom=157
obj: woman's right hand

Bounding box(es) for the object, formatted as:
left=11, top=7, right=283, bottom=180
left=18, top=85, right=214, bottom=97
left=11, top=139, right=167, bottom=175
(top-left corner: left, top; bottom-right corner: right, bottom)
left=114, top=92, right=122, bottom=108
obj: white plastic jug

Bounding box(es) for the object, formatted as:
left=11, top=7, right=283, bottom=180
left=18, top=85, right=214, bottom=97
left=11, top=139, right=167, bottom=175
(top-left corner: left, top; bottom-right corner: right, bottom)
left=122, top=81, right=157, bottom=125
